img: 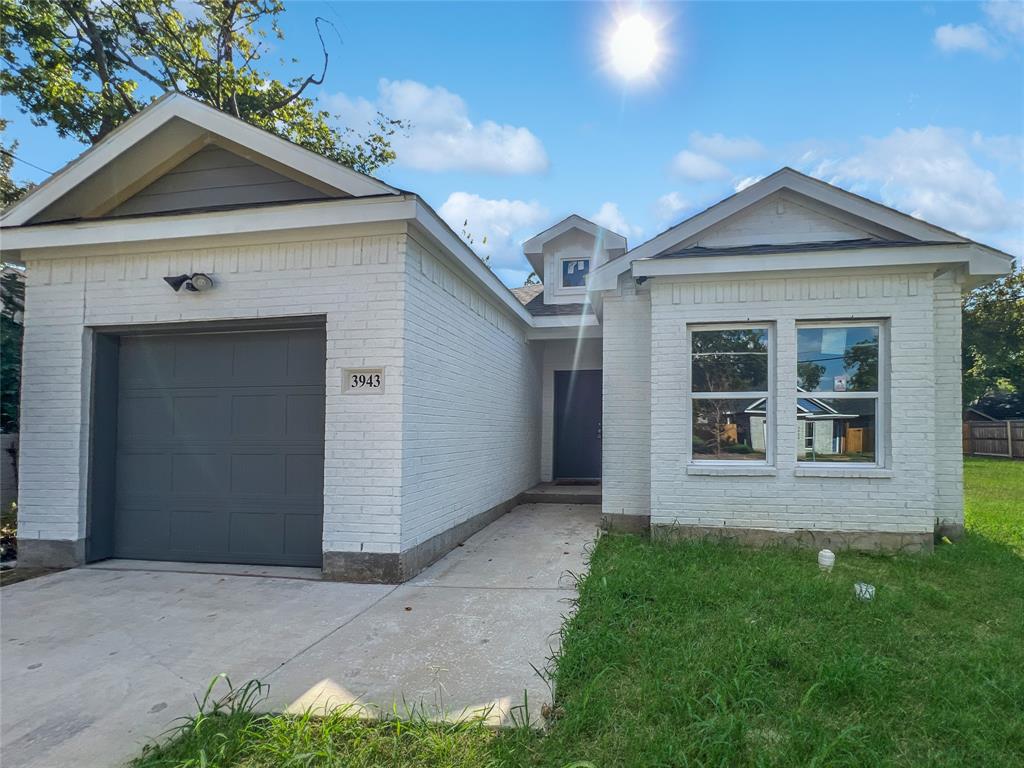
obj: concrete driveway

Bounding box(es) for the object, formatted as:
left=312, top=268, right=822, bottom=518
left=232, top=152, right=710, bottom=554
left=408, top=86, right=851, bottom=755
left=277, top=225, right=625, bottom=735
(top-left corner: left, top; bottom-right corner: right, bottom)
left=0, top=503, right=599, bottom=768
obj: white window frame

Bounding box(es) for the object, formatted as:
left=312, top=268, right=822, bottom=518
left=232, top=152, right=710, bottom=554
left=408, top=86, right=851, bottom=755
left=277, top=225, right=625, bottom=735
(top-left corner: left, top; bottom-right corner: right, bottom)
left=687, top=322, right=774, bottom=466
left=795, top=319, right=887, bottom=468
left=560, top=256, right=590, bottom=291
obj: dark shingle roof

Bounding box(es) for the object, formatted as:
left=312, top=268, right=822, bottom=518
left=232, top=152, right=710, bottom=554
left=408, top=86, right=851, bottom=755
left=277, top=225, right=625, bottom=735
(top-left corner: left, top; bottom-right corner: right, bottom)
left=509, top=285, right=592, bottom=317
left=653, top=238, right=950, bottom=260
left=966, top=393, right=1024, bottom=421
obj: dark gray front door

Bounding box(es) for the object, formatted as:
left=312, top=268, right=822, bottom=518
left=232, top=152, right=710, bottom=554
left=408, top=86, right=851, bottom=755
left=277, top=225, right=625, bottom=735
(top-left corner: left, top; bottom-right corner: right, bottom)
left=554, top=369, right=602, bottom=480
left=112, top=328, right=326, bottom=566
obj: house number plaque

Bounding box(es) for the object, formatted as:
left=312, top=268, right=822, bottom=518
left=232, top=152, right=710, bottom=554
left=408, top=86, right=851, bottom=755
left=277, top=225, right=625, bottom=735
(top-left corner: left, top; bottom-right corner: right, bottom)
left=344, top=368, right=384, bottom=393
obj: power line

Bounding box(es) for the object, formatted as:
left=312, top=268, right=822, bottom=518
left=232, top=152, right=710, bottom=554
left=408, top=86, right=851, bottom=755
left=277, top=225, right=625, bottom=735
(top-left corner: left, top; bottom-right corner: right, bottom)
left=0, top=148, right=53, bottom=176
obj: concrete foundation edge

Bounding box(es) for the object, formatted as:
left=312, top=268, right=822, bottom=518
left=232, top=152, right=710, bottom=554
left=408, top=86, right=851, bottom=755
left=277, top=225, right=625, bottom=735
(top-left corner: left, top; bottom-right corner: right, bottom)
left=600, top=513, right=651, bottom=534
left=17, top=538, right=86, bottom=568
left=651, top=524, right=934, bottom=553
left=323, top=492, right=524, bottom=584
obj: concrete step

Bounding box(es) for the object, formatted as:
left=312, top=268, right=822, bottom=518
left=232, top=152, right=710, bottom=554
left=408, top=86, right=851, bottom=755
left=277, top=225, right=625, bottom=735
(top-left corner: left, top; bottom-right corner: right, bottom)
left=521, top=484, right=602, bottom=506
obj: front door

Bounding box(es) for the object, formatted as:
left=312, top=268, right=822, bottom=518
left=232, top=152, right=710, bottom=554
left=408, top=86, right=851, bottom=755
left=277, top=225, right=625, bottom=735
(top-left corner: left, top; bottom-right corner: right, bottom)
left=554, top=369, right=602, bottom=480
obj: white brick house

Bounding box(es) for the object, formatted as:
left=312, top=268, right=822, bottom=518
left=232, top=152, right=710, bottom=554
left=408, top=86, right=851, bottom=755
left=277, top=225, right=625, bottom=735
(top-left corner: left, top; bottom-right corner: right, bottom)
left=0, top=95, right=1011, bottom=580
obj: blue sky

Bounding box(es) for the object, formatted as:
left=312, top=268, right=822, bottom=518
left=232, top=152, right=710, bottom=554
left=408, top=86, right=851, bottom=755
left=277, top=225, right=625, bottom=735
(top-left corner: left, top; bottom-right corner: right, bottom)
left=3, top=1, right=1023, bottom=286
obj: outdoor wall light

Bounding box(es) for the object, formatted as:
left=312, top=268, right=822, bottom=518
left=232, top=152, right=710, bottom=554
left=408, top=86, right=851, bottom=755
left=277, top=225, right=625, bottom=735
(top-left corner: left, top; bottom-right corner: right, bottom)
left=164, top=273, right=215, bottom=293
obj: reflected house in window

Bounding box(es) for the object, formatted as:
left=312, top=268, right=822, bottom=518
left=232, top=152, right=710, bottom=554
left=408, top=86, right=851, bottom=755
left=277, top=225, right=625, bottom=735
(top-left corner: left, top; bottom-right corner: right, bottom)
left=743, top=394, right=877, bottom=462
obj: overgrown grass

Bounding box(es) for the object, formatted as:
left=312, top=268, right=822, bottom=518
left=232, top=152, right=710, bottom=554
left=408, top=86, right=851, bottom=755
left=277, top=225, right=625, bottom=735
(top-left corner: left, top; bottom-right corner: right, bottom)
left=132, top=458, right=1023, bottom=767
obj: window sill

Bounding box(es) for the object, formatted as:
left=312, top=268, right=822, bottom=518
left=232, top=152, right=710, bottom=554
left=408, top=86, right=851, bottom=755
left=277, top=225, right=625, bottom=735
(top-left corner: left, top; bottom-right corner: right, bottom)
left=687, top=464, right=778, bottom=477
left=794, top=467, right=893, bottom=479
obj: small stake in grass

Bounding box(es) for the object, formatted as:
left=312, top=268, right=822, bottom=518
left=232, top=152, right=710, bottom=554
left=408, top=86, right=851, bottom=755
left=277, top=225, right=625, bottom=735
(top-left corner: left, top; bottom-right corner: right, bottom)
left=817, top=549, right=836, bottom=572
left=854, top=582, right=876, bottom=601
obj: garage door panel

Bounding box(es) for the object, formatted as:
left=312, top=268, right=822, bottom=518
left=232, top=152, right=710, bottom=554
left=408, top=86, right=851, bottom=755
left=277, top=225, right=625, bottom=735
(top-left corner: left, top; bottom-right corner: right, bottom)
left=172, top=452, right=230, bottom=495
left=172, top=335, right=235, bottom=385
left=287, top=331, right=328, bottom=381
left=232, top=394, right=286, bottom=438
left=116, top=452, right=171, bottom=495
left=232, top=333, right=289, bottom=383
left=229, top=511, right=284, bottom=555
left=286, top=394, right=326, bottom=439
left=284, top=513, right=322, bottom=556
left=173, top=394, right=230, bottom=438
left=118, top=336, right=175, bottom=387
left=119, top=396, right=174, bottom=438
left=230, top=453, right=285, bottom=495
left=286, top=453, right=324, bottom=496
left=111, top=327, right=325, bottom=567
left=170, top=509, right=230, bottom=552
left=114, top=504, right=168, bottom=552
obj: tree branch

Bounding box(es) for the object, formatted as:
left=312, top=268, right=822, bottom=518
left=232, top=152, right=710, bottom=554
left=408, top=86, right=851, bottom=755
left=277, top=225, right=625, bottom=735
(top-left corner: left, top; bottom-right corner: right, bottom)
left=258, top=16, right=330, bottom=114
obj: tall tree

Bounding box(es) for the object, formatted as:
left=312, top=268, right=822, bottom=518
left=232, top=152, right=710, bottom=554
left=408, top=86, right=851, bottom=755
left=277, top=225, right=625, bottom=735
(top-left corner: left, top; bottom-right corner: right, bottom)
left=962, top=269, right=1024, bottom=404
left=0, top=267, right=24, bottom=432
left=0, top=119, right=28, bottom=207
left=1, top=0, right=402, bottom=174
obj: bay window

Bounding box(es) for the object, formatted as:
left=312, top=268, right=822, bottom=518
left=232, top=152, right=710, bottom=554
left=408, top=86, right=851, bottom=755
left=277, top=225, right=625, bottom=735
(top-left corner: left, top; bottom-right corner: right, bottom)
left=796, top=323, right=882, bottom=465
left=690, top=326, right=771, bottom=462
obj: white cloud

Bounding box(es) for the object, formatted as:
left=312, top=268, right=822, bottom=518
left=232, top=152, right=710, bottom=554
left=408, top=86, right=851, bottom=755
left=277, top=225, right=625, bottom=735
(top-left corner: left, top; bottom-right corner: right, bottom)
left=690, top=132, right=764, bottom=160
left=655, top=192, right=689, bottom=222
left=591, top=202, right=642, bottom=239
left=813, top=127, right=1023, bottom=237
left=984, top=0, right=1024, bottom=37
left=934, top=22, right=997, bottom=55
left=325, top=79, right=548, bottom=174
left=734, top=175, right=764, bottom=193
left=971, top=132, right=1024, bottom=168
left=671, top=150, right=731, bottom=181
left=438, top=192, right=548, bottom=273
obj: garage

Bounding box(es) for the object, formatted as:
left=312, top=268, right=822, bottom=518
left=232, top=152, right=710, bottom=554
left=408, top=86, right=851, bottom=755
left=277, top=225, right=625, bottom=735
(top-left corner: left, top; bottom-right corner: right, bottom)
left=88, top=324, right=326, bottom=567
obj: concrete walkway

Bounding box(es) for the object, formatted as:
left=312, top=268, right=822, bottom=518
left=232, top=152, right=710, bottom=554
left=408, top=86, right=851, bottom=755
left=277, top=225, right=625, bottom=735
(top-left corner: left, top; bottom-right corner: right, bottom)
left=0, top=503, right=599, bottom=768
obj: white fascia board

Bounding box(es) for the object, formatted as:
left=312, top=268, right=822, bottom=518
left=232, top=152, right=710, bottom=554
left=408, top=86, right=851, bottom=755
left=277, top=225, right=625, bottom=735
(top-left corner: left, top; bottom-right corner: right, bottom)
left=526, top=322, right=603, bottom=341
left=529, top=313, right=600, bottom=328
left=0, top=197, right=418, bottom=252
left=631, top=243, right=1009, bottom=279
left=1, top=93, right=396, bottom=226
left=410, top=199, right=534, bottom=325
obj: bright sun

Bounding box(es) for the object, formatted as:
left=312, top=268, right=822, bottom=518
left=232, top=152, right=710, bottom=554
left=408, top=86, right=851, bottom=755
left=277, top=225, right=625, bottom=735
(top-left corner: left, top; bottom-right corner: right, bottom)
left=607, top=14, right=662, bottom=81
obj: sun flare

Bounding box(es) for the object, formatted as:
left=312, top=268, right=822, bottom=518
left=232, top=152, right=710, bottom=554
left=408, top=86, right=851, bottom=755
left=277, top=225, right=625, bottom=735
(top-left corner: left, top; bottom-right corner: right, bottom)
left=607, top=13, right=663, bottom=81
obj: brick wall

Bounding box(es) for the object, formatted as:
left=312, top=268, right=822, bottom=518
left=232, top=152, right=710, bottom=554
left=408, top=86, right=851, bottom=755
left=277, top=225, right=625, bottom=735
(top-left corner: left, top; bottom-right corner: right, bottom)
left=399, top=234, right=541, bottom=549
left=932, top=270, right=965, bottom=531
left=18, top=227, right=409, bottom=556
left=644, top=268, right=949, bottom=536
left=601, top=277, right=652, bottom=520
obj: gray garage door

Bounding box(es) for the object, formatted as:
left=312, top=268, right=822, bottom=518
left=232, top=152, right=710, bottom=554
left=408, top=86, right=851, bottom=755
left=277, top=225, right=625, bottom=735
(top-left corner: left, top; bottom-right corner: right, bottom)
left=112, top=327, right=326, bottom=566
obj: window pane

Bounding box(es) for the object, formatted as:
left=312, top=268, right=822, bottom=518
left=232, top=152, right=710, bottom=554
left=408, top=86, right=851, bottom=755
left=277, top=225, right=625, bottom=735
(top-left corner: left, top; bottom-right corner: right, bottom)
left=797, top=326, right=878, bottom=392
left=796, top=398, right=876, bottom=462
left=562, top=259, right=589, bottom=287
left=692, top=329, right=769, bottom=392
left=692, top=398, right=768, bottom=461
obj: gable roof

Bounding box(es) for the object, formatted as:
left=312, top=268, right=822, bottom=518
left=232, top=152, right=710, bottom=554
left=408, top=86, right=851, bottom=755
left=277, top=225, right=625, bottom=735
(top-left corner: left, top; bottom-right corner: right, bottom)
left=522, top=214, right=627, bottom=255
left=589, top=167, right=1013, bottom=290
left=1, top=92, right=398, bottom=227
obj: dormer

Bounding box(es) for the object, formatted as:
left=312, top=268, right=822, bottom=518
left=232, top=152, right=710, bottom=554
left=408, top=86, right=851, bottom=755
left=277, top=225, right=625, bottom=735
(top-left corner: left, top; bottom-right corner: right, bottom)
left=522, top=215, right=626, bottom=305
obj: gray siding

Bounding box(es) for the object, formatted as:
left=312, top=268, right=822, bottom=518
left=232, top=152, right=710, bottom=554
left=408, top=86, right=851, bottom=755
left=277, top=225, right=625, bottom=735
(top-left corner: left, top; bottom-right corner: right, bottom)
left=110, top=145, right=326, bottom=217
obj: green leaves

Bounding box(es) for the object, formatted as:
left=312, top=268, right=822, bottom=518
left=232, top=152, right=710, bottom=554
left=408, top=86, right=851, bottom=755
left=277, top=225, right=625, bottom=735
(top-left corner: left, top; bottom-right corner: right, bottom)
left=1, top=1, right=400, bottom=174
left=963, top=270, right=1024, bottom=404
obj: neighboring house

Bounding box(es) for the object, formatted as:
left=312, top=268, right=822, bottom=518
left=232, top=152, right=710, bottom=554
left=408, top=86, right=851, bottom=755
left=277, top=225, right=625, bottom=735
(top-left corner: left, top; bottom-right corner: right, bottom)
left=965, top=392, right=1024, bottom=422
left=0, top=95, right=1011, bottom=581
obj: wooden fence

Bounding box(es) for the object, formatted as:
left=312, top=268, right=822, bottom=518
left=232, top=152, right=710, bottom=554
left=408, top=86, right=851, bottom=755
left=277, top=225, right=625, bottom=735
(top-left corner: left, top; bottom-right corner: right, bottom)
left=963, top=420, right=1024, bottom=459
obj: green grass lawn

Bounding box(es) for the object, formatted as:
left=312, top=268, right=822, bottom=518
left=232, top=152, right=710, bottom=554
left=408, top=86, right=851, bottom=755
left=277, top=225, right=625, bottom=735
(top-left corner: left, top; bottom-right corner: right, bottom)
left=133, top=458, right=1023, bottom=768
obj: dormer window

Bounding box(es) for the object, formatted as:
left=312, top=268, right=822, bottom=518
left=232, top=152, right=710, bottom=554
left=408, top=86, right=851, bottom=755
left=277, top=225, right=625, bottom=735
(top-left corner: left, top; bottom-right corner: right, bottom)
left=561, top=258, right=590, bottom=288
